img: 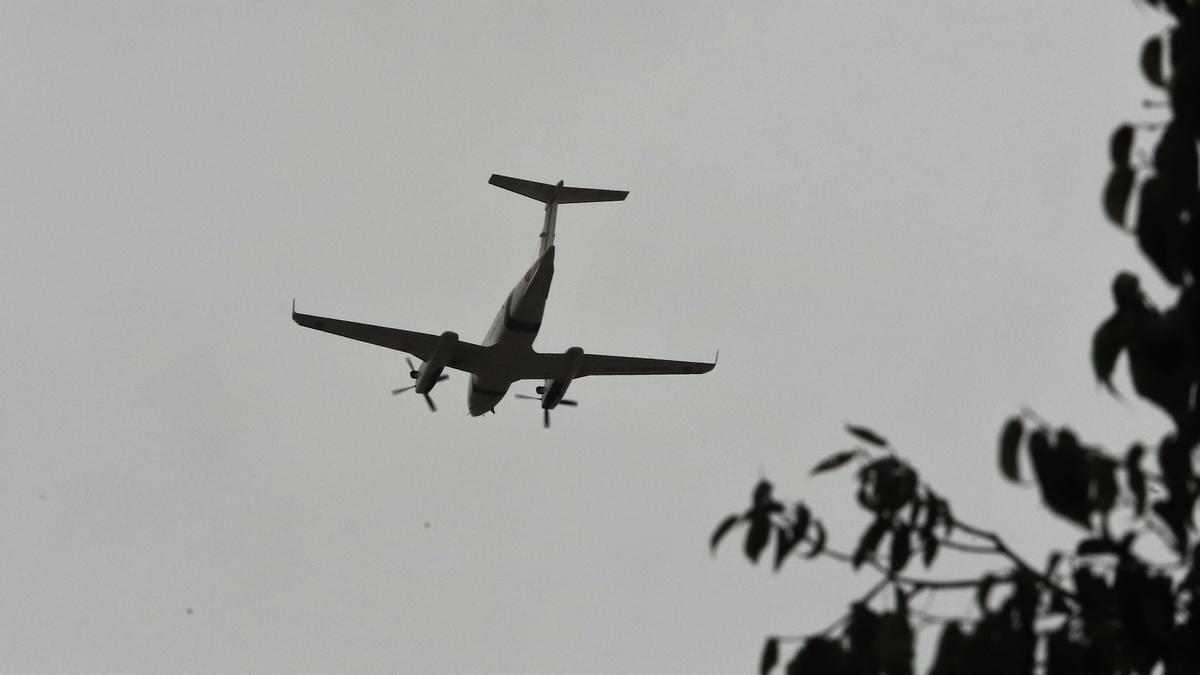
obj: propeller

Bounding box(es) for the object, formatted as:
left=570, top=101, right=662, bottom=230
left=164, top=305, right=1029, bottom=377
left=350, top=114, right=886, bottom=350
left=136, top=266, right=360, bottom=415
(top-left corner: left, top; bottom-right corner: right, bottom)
left=391, top=357, right=447, bottom=412
left=515, top=393, right=578, bottom=428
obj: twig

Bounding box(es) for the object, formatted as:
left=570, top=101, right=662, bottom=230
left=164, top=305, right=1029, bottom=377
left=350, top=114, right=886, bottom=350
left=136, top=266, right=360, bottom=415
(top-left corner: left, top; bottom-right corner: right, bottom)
left=949, top=518, right=1077, bottom=602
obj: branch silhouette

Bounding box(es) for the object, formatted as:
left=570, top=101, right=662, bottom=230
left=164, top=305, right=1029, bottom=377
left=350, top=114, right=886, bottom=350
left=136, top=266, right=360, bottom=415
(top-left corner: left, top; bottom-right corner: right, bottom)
left=713, top=2, right=1200, bottom=673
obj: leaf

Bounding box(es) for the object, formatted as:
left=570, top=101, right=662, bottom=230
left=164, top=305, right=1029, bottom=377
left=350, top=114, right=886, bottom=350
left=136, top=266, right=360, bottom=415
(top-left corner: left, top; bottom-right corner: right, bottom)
left=1103, top=167, right=1135, bottom=226
left=787, top=637, right=846, bottom=674
left=1126, top=444, right=1147, bottom=515
left=810, top=449, right=861, bottom=475
left=936, top=497, right=955, bottom=537
left=845, top=603, right=881, bottom=656
left=853, top=518, right=889, bottom=569
left=920, top=491, right=941, bottom=536
left=1154, top=121, right=1198, bottom=192
left=929, top=623, right=969, bottom=675
left=744, top=515, right=772, bottom=564
left=709, top=513, right=741, bottom=554
left=975, top=574, right=995, bottom=615
left=774, top=505, right=812, bottom=570
left=1141, top=36, right=1165, bottom=87
left=1109, top=124, right=1135, bottom=166
left=773, top=528, right=800, bottom=571
left=1028, top=429, right=1092, bottom=529
left=1072, top=567, right=1109, bottom=617
left=1134, top=176, right=1184, bottom=285
left=1091, top=314, right=1126, bottom=392
left=920, top=529, right=939, bottom=568
left=752, top=479, right=774, bottom=507
left=1045, top=551, right=1062, bottom=578
left=792, top=503, right=811, bottom=544
left=1076, top=537, right=1120, bottom=556
left=889, top=525, right=912, bottom=573
left=759, top=637, right=779, bottom=675
left=1090, top=457, right=1118, bottom=515
left=845, top=424, right=888, bottom=447
left=905, top=498, right=923, bottom=529
left=1048, top=590, right=1071, bottom=616
left=804, top=520, right=826, bottom=559
left=876, top=612, right=915, bottom=675
left=998, top=417, right=1024, bottom=482
left=857, top=457, right=918, bottom=514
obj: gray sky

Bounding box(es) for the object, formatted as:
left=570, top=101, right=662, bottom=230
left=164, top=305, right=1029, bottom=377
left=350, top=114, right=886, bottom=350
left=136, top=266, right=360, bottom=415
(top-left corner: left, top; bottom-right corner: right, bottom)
left=0, top=2, right=1172, bottom=673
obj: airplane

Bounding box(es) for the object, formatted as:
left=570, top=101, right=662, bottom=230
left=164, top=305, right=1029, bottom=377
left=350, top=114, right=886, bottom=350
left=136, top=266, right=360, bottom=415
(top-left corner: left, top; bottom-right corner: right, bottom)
left=292, top=174, right=716, bottom=427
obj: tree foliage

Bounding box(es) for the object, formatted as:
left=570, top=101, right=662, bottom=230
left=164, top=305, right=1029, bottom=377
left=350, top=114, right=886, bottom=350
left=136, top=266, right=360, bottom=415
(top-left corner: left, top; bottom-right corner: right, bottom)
left=712, top=3, right=1200, bottom=673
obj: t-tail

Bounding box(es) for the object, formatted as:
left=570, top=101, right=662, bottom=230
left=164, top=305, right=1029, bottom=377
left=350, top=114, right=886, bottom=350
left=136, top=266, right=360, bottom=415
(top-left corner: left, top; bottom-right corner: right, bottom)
left=489, top=174, right=628, bottom=256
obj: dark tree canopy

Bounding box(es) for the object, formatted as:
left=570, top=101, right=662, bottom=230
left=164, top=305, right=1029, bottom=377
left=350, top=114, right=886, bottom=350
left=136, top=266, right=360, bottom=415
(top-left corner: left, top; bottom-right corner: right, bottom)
left=712, top=3, right=1200, bottom=674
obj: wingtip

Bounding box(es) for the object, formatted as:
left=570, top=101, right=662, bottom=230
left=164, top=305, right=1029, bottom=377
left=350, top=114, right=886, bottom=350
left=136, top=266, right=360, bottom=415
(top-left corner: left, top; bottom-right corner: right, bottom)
left=713, top=349, right=719, bottom=367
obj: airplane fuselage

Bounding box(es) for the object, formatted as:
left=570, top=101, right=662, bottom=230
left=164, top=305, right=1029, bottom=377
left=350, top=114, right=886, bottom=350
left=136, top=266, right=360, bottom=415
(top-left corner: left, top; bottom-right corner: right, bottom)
left=467, top=245, right=555, bottom=415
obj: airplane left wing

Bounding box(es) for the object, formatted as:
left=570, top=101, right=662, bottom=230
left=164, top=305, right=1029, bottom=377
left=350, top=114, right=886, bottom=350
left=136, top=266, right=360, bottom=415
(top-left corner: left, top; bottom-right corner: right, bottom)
left=575, top=352, right=717, bottom=377
left=512, top=350, right=716, bottom=380
left=292, top=304, right=490, bottom=374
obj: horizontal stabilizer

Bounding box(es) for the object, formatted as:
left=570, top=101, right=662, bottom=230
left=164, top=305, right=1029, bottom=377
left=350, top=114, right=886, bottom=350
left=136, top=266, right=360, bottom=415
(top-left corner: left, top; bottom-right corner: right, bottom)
left=489, top=174, right=628, bottom=204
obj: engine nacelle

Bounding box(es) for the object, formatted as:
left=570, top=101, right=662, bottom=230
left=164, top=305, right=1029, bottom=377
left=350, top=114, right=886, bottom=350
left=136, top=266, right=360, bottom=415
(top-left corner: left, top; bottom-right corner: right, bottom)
left=538, top=346, right=584, bottom=409
left=414, top=331, right=458, bottom=393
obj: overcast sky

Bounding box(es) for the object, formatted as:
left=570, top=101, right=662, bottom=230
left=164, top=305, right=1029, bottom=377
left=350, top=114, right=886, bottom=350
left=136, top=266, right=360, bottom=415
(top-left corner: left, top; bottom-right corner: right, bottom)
left=0, top=2, right=1173, bottom=673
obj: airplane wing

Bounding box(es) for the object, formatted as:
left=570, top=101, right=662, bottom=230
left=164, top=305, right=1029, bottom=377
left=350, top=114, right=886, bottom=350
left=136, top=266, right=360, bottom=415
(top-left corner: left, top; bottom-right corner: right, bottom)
left=292, top=304, right=490, bottom=374
left=576, top=353, right=716, bottom=377
left=518, top=350, right=717, bottom=379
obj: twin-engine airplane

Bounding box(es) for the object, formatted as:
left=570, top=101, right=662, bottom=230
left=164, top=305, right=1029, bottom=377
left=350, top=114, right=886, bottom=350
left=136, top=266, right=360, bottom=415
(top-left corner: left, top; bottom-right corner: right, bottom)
left=293, top=174, right=716, bottom=427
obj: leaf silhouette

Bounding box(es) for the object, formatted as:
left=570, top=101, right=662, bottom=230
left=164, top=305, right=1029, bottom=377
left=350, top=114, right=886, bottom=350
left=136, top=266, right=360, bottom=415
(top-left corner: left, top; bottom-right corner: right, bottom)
left=853, top=518, right=889, bottom=569
left=811, top=449, right=861, bottom=475
left=998, top=416, right=1024, bottom=482
left=1134, top=177, right=1184, bottom=285
left=759, top=637, right=779, bottom=675
left=792, top=503, right=811, bottom=544
left=1045, top=551, right=1062, bottom=578
left=920, top=529, right=939, bottom=568
left=1103, top=167, right=1135, bottom=226
left=1154, top=122, right=1198, bottom=192
left=1141, top=36, right=1165, bottom=87
left=805, top=520, right=826, bottom=559
left=875, top=612, right=914, bottom=675
left=1091, top=314, right=1126, bottom=392
left=752, top=479, right=774, bottom=507
left=1109, top=124, right=1135, bottom=166
left=1089, top=457, right=1118, bottom=515
left=710, top=513, right=741, bottom=553
left=1076, top=537, right=1119, bottom=556
left=744, top=515, right=772, bottom=564
left=845, top=424, right=888, bottom=447
left=1028, top=429, right=1092, bottom=529
left=775, top=506, right=811, bottom=571
left=929, top=623, right=969, bottom=675
left=975, top=574, right=995, bottom=614
left=787, top=637, right=847, bottom=674
left=857, top=457, right=918, bottom=514
left=889, top=525, right=912, bottom=573
left=773, top=528, right=799, bottom=571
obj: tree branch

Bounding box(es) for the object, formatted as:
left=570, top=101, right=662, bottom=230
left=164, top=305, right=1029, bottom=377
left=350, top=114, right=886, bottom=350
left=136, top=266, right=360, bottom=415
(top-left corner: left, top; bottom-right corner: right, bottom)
left=948, top=517, right=1076, bottom=601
